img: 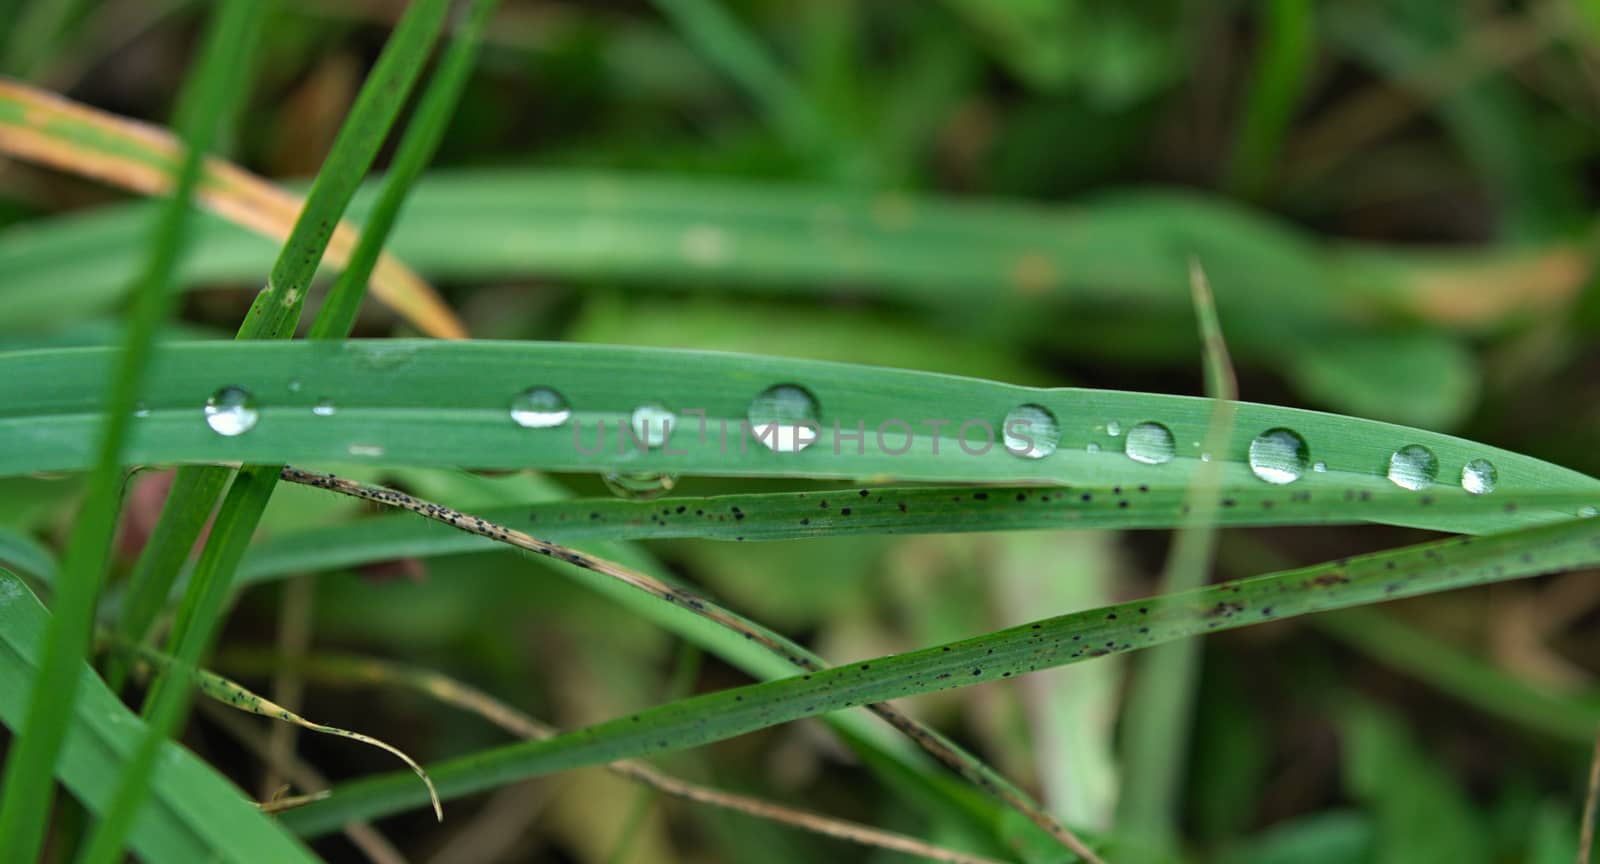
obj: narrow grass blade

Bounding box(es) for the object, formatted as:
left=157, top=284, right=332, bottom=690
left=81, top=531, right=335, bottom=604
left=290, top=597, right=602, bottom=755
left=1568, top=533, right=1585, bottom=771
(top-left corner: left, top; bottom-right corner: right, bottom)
left=278, top=466, right=1103, bottom=861
left=0, top=4, right=261, bottom=857
left=85, top=1, right=459, bottom=857
left=0, top=570, right=316, bottom=862
left=0, top=79, right=464, bottom=339
left=1224, top=0, right=1313, bottom=198
left=276, top=515, right=1600, bottom=834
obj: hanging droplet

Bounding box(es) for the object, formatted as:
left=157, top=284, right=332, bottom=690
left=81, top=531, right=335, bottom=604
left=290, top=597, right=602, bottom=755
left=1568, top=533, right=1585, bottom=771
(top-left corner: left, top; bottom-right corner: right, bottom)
left=1248, top=428, right=1309, bottom=485
left=1124, top=421, right=1175, bottom=465
left=1387, top=444, right=1438, bottom=491
left=604, top=471, right=677, bottom=500
left=1460, top=458, right=1497, bottom=495
left=748, top=384, right=820, bottom=453
left=1003, top=404, right=1060, bottom=459
left=204, top=386, right=258, bottom=437
left=630, top=403, right=675, bottom=449
left=312, top=399, right=337, bottom=417
left=509, top=387, right=571, bottom=428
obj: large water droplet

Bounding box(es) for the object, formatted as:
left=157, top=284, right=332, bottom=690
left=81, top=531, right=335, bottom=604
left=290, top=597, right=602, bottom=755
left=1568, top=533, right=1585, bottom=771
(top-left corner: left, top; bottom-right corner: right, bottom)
left=1124, top=421, right=1175, bottom=465
left=510, top=387, right=570, bottom=428
left=1386, top=444, right=1438, bottom=491
left=604, top=471, right=677, bottom=500
left=748, top=384, right=820, bottom=453
left=1460, top=458, right=1497, bottom=495
left=1106, top=420, right=1122, bottom=437
left=204, top=386, right=258, bottom=437
left=312, top=399, right=337, bottom=417
left=1248, top=428, right=1309, bottom=484
left=1003, top=404, right=1060, bottom=459
left=630, top=403, right=675, bottom=448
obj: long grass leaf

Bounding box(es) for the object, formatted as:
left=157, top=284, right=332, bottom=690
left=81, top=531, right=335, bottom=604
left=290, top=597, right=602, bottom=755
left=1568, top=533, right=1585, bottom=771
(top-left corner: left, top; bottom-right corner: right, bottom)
left=0, top=4, right=262, bottom=857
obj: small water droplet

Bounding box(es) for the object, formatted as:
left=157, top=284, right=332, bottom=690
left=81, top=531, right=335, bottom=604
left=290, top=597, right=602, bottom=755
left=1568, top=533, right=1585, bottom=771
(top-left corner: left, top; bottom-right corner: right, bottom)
left=1386, top=444, right=1438, bottom=491
left=1003, top=404, right=1060, bottom=459
left=132, top=402, right=151, bottom=418
left=1312, top=461, right=1327, bottom=473
left=630, top=403, right=675, bottom=448
left=604, top=471, right=677, bottom=501
left=1106, top=420, right=1122, bottom=437
left=1085, top=442, right=1101, bottom=454
left=1460, top=458, right=1497, bottom=495
left=1200, top=452, right=1212, bottom=462
left=312, top=399, right=337, bottom=417
left=748, top=384, right=820, bottom=453
left=204, top=386, right=258, bottom=436
left=287, top=378, right=303, bottom=393
left=1124, top=421, right=1175, bottom=465
left=1580, top=506, right=1598, bottom=519
left=1248, top=428, right=1309, bottom=484
left=509, top=387, right=570, bottom=428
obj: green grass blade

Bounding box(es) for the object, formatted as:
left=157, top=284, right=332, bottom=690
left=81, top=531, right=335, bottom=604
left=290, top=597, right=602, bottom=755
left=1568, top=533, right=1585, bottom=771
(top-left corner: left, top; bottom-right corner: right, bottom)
left=0, top=570, right=317, bottom=862
left=0, top=527, right=57, bottom=587
left=275, top=515, right=1600, bottom=833
left=1224, top=0, right=1313, bottom=198
left=1117, top=263, right=1237, bottom=852
left=2, top=340, right=1594, bottom=531
left=86, top=0, right=465, bottom=856
left=0, top=2, right=261, bottom=856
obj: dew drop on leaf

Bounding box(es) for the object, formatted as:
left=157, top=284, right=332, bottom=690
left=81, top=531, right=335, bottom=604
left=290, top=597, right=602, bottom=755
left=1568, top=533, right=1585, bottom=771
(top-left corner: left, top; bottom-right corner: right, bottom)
left=604, top=471, right=678, bottom=500
left=312, top=399, right=337, bottom=417
left=1460, top=458, right=1497, bottom=495
left=1387, top=444, right=1438, bottom=491
left=1003, top=404, right=1060, bottom=459
left=1312, top=461, right=1328, bottom=473
left=1248, top=428, right=1309, bottom=484
left=204, top=386, right=258, bottom=437
left=1124, top=421, right=1176, bottom=465
left=748, top=384, right=820, bottom=453
left=509, top=387, right=570, bottom=428
left=1106, top=420, right=1122, bottom=437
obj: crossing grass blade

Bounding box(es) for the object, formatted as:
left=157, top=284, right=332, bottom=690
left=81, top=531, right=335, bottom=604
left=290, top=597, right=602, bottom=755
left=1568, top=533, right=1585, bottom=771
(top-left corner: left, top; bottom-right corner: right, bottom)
left=83, top=1, right=461, bottom=858
left=0, top=3, right=262, bottom=858
left=0, top=569, right=316, bottom=862
left=273, top=514, right=1600, bottom=833
left=0, top=79, right=464, bottom=339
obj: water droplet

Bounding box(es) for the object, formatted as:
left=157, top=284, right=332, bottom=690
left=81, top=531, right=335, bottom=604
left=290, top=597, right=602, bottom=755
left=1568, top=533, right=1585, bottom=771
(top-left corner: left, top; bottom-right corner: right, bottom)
left=132, top=402, right=151, bottom=418
left=347, top=444, right=384, bottom=458
left=1312, top=461, right=1328, bottom=473
left=1200, top=452, right=1212, bottom=462
left=630, top=403, right=675, bottom=448
left=1003, top=404, right=1060, bottom=459
left=1085, top=442, right=1101, bottom=454
left=509, top=387, right=570, bottom=428
left=1106, top=420, right=1122, bottom=437
left=1580, top=506, right=1598, bottom=519
left=1386, top=444, right=1438, bottom=491
left=748, top=384, right=820, bottom=453
left=288, top=378, right=303, bottom=393
left=204, top=386, right=258, bottom=437
left=1124, top=421, right=1175, bottom=465
left=312, top=399, right=337, bottom=417
left=604, top=471, right=677, bottom=501
left=1248, top=428, right=1309, bottom=484
left=1460, top=458, right=1497, bottom=495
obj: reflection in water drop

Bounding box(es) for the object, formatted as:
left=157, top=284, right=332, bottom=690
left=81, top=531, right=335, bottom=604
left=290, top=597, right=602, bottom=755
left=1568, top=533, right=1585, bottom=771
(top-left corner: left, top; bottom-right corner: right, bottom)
left=204, top=386, right=259, bottom=437
left=748, top=384, right=820, bottom=453
left=1387, top=444, right=1439, bottom=491
left=1003, top=404, right=1060, bottom=459
left=1248, top=428, right=1309, bottom=484
left=510, top=387, right=571, bottom=428
left=630, top=403, right=675, bottom=448
left=604, top=471, right=678, bottom=500
left=1124, top=421, right=1175, bottom=465
left=1460, top=458, right=1497, bottom=495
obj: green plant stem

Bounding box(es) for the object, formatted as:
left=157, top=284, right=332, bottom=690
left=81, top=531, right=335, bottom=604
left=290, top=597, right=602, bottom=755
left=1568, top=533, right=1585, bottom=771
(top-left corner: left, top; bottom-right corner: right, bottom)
left=0, top=3, right=261, bottom=859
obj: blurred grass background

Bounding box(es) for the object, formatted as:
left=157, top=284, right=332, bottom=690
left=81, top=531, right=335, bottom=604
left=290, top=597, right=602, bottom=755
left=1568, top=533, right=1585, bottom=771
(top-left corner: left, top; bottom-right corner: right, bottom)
left=4, top=0, right=1600, bottom=861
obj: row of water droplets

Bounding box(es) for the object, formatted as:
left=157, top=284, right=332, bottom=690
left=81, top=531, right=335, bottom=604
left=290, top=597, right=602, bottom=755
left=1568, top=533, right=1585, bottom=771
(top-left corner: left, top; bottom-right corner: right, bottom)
left=197, top=382, right=1508, bottom=498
